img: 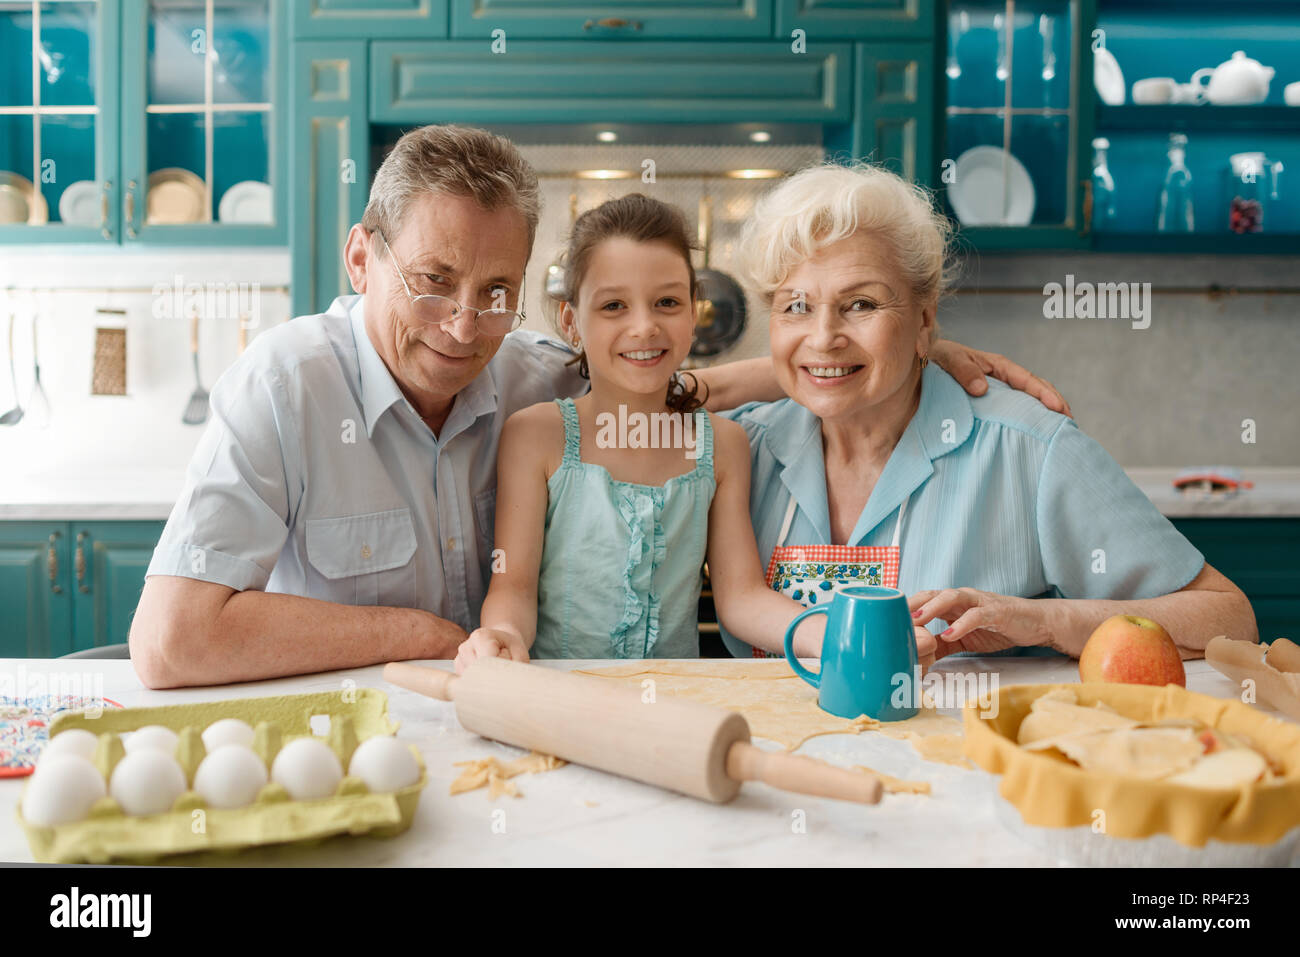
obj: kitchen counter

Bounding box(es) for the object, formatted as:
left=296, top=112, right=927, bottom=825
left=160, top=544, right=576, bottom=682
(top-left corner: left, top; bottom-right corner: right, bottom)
left=0, top=656, right=1281, bottom=867
left=2, top=467, right=1297, bottom=522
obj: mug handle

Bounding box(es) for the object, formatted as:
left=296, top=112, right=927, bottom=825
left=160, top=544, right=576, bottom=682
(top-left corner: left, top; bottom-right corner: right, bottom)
left=783, top=605, right=828, bottom=689
left=1189, top=68, right=1212, bottom=100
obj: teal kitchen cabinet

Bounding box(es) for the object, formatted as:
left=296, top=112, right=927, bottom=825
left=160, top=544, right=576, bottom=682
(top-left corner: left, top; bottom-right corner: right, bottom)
left=777, top=0, right=935, bottom=40
left=0, top=0, right=286, bottom=247
left=294, top=0, right=449, bottom=39
left=68, top=523, right=164, bottom=654
left=370, top=41, right=851, bottom=125
left=289, top=39, right=370, bottom=318
left=0, top=521, right=164, bottom=659
left=0, top=0, right=120, bottom=244
left=0, top=525, right=74, bottom=658
left=449, top=1, right=774, bottom=39
left=841, top=41, right=935, bottom=186
left=1172, top=518, right=1300, bottom=642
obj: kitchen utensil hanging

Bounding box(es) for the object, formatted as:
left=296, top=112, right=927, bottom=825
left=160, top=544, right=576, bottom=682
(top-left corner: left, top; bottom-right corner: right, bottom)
left=182, top=309, right=209, bottom=425
left=26, top=310, right=49, bottom=428
left=0, top=311, right=23, bottom=425
left=691, top=188, right=747, bottom=359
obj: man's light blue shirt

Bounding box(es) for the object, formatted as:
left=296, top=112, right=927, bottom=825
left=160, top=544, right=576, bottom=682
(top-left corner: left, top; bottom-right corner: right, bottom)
left=718, top=364, right=1205, bottom=657
left=147, top=294, right=586, bottom=630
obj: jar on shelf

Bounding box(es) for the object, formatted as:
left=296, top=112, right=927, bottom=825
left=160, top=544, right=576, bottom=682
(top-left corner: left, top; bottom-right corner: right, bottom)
left=1227, top=152, right=1283, bottom=234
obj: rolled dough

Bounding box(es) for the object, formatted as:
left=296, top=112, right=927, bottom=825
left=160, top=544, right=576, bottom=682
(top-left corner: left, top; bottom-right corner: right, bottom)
left=574, top=660, right=970, bottom=767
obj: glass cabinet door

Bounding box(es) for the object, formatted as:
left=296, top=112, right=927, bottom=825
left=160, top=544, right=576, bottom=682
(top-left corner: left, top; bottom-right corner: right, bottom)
left=941, top=0, right=1089, bottom=247
left=120, top=0, right=283, bottom=243
left=0, top=0, right=119, bottom=242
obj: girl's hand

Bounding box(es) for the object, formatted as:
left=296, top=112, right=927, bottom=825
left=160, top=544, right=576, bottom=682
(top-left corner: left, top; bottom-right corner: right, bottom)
left=909, top=588, right=1054, bottom=659
left=929, top=339, right=1072, bottom=417
left=455, top=627, right=530, bottom=674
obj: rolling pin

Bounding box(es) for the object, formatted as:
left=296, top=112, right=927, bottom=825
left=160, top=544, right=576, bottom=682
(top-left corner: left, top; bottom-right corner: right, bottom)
left=1205, top=636, right=1300, bottom=721
left=384, top=658, right=882, bottom=805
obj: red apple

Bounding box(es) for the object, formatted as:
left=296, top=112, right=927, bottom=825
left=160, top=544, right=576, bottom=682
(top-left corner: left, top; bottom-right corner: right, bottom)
left=1078, top=615, right=1186, bottom=687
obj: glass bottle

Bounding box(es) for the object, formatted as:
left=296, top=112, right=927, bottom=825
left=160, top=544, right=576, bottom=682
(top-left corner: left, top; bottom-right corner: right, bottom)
left=1090, top=137, right=1117, bottom=232
left=1157, top=133, right=1195, bottom=233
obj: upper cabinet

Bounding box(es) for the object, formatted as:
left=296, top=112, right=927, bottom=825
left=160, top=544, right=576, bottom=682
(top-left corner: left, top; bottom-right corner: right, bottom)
left=939, top=0, right=1090, bottom=250
left=0, top=0, right=286, bottom=246
left=0, top=0, right=120, bottom=243
left=294, top=0, right=448, bottom=39
left=777, top=0, right=935, bottom=40
left=450, top=1, right=774, bottom=38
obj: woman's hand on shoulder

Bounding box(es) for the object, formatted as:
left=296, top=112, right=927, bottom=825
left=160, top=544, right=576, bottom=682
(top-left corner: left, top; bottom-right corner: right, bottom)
left=909, top=587, right=1057, bottom=658
left=454, top=627, right=530, bottom=674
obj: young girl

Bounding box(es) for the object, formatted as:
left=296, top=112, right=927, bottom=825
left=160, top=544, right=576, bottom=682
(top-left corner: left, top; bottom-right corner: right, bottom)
left=454, top=193, right=821, bottom=668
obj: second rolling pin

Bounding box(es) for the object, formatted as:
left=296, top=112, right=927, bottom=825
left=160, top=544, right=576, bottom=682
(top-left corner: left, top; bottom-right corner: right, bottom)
left=384, top=658, right=882, bottom=805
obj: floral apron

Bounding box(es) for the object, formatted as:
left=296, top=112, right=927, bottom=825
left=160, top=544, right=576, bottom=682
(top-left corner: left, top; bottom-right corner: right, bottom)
left=754, top=494, right=910, bottom=658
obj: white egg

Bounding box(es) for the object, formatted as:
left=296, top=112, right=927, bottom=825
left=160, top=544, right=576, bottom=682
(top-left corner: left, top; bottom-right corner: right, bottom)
left=122, top=725, right=179, bottom=756
left=109, top=750, right=187, bottom=816
left=22, top=755, right=107, bottom=826
left=271, top=738, right=343, bottom=801
left=348, top=736, right=420, bottom=793
left=193, top=745, right=268, bottom=809
left=42, top=728, right=99, bottom=762
left=201, top=718, right=256, bottom=752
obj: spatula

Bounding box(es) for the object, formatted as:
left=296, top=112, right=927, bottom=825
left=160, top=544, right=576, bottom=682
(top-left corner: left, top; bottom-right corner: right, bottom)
left=0, top=311, right=23, bottom=426
left=26, top=310, right=49, bottom=428
left=181, top=310, right=209, bottom=425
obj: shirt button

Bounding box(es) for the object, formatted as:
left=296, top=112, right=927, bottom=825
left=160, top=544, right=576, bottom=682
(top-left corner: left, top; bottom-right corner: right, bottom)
left=446, top=538, right=457, bottom=550
left=361, top=544, right=372, bottom=559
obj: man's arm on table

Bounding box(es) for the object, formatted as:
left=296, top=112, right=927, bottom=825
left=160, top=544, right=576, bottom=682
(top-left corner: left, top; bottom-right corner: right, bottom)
left=130, top=576, right=466, bottom=689
left=692, top=340, right=1073, bottom=415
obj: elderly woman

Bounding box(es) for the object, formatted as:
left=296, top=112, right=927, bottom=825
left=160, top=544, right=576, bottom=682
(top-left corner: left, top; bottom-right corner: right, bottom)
left=719, top=162, right=1257, bottom=661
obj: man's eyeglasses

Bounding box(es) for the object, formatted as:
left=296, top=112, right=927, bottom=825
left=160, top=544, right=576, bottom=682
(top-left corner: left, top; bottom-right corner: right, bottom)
left=375, top=228, right=526, bottom=336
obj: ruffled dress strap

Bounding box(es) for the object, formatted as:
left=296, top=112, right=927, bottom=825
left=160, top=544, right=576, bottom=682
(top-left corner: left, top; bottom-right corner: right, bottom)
left=554, top=397, right=583, bottom=467
left=690, top=407, right=714, bottom=474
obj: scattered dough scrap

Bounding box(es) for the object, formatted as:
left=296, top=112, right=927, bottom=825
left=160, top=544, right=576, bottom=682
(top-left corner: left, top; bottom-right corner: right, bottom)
left=857, top=766, right=931, bottom=795
left=450, top=751, right=566, bottom=799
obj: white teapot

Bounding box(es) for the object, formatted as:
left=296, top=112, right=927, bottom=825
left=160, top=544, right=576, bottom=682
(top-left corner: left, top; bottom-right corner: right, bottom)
left=1190, top=51, right=1275, bottom=105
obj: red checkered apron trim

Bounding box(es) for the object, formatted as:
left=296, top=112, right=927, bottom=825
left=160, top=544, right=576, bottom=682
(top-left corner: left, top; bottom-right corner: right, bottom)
left=754, top=494, right=909, bottom=658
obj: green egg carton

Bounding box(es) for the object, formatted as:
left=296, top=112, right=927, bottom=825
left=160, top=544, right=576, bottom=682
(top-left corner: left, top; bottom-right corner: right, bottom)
left=16, top=689, right=426, bottom=864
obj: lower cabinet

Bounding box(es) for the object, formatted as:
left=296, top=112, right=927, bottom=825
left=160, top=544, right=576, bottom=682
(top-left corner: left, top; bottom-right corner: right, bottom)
left=0, top=522, right=164, bottom=659
left=1172, top=518, right=1300, bottom=643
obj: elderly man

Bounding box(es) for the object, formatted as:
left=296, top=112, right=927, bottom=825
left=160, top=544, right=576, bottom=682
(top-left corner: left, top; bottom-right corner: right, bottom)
left=129, top=125, right=1065, bottom=689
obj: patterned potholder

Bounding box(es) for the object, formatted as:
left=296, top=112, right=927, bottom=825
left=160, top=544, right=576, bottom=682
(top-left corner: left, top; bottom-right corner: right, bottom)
left=0, top=695, right=123, bottom=777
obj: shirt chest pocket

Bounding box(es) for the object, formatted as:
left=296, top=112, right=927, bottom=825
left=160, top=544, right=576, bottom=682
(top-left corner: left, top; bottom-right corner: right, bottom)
left=305, top=508, right=418, bottom=607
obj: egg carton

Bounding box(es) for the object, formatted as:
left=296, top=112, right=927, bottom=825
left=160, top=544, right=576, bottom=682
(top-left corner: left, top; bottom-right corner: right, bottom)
left=16, top=689, right=426, bottom=864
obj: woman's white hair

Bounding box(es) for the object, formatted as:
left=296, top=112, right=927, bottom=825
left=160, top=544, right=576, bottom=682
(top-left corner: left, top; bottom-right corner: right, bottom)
left=740, top=161, right=954, bottom=307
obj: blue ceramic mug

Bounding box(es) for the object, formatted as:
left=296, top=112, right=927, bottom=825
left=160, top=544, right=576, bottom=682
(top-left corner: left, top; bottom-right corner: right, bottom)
left=782, top=585, right=918, bottom=721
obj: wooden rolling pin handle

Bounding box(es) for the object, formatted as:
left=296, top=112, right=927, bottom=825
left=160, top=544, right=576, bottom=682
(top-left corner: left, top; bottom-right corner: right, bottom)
left=726, top=742, right=882, bottom=805
left=383, top=662, right=458, bottom=702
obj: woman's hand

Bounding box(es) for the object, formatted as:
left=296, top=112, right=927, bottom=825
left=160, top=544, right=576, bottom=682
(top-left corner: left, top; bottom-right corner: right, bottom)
left=914, top=625, right=937, bottom=672
left=909, top=588, right=1056, bottom=658
left=454, top=627, right=530, bottom=675
left=929, top=339, right=1072, bottom=417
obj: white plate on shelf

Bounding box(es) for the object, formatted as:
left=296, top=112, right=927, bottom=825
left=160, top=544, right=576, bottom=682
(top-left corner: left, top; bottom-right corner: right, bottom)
left=0, top=171, right=48, bottom=224
left=218, top=180, right=273, bottom=225
left=949, top=146, right=1036, bottom=226
left=58, top=180, right=99, bottom=227
left=1094, top=46, right=1126, bottom=105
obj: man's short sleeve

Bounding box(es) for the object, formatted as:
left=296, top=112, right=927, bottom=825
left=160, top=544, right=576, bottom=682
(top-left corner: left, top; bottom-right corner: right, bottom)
left=1037, top=420, right=1204, bottom=600
left=147, top=360, right=299, bottom=591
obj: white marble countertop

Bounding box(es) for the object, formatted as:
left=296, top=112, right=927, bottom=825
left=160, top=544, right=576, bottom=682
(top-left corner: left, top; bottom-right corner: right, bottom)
left=0, top=655, right=1282, bottom=867
left=1, top=466, right=1296, bottom=522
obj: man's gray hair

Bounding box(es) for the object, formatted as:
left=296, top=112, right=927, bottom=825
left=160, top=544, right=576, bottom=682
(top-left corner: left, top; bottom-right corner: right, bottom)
left=362, top=124, right=541, bottom=249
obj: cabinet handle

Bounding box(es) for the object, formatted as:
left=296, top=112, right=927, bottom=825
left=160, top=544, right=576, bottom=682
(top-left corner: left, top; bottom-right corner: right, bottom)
left=125, top=179, right=137, bottom=239
left=75, top=531, right=90, bottom=594
left=47, top=531, right=62, bottom=594
left=100, top=180, right=112, bottom=240
left=583, top=17, right=642, bottom=30
left=1079, top=178, right=1093, bottom=237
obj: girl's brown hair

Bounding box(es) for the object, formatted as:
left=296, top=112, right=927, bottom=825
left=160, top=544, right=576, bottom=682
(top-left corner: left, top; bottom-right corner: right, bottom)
left=548, top=193, right=707, bottom=414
